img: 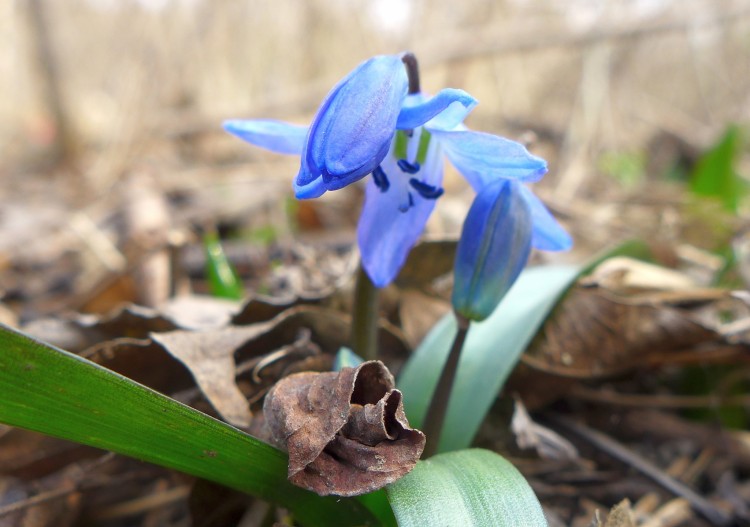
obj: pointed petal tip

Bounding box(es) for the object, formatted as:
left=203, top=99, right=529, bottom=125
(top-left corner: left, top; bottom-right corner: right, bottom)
left=222, top=119, right=308, bottom=155
left=397, top=88, right=478, bottom=130
left=364, top=265, right=391, bottom=289
left=535, top=230, right=573, bottom=252
left=294, top=178, right=327, bottom=199
left=222, top=119, right=243, bottom=134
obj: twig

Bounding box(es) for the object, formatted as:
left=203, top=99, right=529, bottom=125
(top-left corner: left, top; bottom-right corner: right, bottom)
left=569, top=385, right=750, bottom=409
left=544, top=414, right=733, bottom=526
left=88, top=485, right=191, bottom=522
left=420, top=7, right=750, bottom=66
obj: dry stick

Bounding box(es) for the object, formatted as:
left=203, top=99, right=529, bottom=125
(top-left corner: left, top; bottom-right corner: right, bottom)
left=23, top=0, right=77, bottom=167
left=157, top=8, right=750, bottom=141
left=570, top=385, right=750, bottom=410
left=420, top=6, right=750, bottom=66
left=544, top=414, right=733, bottom=527
left=421, top=315, right=470, bottom=458
left=89, top=485, right=191, bottom=522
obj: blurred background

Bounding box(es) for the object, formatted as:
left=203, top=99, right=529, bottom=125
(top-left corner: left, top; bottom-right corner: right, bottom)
left=1, top=0, right=749, bottom=316
left=2, top=4, right=750, bottom=525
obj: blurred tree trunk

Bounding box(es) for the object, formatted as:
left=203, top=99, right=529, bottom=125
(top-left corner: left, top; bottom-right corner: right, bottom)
left=24, top=0, right=78, bottom=169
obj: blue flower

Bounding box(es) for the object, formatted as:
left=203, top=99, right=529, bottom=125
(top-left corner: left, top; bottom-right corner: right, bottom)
left=451, top=179, right=533, bottom=322
left=224, top=53, right=571, bottom=288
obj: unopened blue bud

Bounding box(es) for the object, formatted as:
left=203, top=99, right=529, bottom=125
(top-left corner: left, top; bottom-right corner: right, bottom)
left=452, top=179, right=532, bottom=322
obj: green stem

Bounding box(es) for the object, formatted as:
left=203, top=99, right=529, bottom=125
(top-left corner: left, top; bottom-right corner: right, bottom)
left=421, top=314, right=470, bottom=458
left=351, top=265, right=379, bottom=362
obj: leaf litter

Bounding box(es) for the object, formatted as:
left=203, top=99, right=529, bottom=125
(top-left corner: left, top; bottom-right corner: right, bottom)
left=2, top=58, right=750, bottom=527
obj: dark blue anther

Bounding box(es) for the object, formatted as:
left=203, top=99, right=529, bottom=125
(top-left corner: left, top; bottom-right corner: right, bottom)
left=397, top=159, right=421, bottom=174
left=372, top=165, right=390, bottom=192
left=398, top=192, right=415, bottom=213
left=409, top=178, right=444, bottom=200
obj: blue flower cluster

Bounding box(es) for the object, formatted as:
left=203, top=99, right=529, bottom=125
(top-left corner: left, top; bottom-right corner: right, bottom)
left=224, top=53, right=571, bottom=292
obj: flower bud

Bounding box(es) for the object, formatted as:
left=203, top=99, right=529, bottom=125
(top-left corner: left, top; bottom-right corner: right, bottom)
left=452, top=179, right=532, bottom=322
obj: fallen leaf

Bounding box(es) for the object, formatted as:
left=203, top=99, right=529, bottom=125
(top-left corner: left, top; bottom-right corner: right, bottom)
left=523, top=287, right=718, bottom=379
left=151, top=324, right=276, bottom=428
left=395, top=240, right=457, bottom=291
left=263, top=361, right=425, bottom=496
left=398, top=289, right=451, bottom=348
left=511, top=398, right=578, bottom=461
left=581, top=257, right=698, bottom=293
left=604, top=499, right=636, bottom=527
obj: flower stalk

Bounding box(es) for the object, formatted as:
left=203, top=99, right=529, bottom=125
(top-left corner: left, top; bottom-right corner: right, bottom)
left=421, top=313, right=470, bottom=458
left=351, top=265, right=380, bottom=361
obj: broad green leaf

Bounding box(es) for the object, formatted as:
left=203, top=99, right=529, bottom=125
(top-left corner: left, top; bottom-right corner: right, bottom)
left=387, top=449, right=546, bottom=526
left=204, top=232, right=244, bottom=300
left=689, top=125, right=746, bottom=213
left=0, top=324, right=383, bottom=527
left=333, top=346, right=364, bottom=371
left=399, top=266, right=579, bottom=453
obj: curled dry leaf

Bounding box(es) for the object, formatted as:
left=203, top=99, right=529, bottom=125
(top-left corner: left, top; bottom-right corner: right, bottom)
left=263, top=361, right=425, bottom=496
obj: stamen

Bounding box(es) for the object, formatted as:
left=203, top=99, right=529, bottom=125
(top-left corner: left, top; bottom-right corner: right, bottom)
left=395, top=130, right=409, bottom=159
left=409, top=178, right=444, bottom=200
left=397, top=159, right=421, bottom=174
left=416, top=130, right=432, bottom=165
left=398, top=192, right=415, bottom=213
left=372, top=166, right=390, bottom=192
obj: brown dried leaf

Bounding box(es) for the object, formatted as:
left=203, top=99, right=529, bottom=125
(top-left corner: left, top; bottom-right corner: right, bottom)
left=581, top=257, right=697, bottom=293
left=511, top=398, right=578, bottom=461
left=263, top=361, right=425, bottom=496
left=151, top=323, right=275, bottom=428
left=395, top=240, right=457, bottom=291
left=398, top=289, right=451, bottom=348
left=523, top=287, right=718, bottom=379
left=603, top=499, right=636, bottom=527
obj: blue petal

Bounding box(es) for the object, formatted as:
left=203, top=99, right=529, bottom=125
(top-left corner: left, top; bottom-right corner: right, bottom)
left=293, top=164, right=327, bottom=199
left=222, top=119, right=307, bottom=155
left=517, top=184, right=573, bottom=251
left=302, top=55, right=408, bottom=192
left=396, top=89, right=477, bottom=130
left=357, top=153, right=443, bottom=287
left=431, top=129, right=547, bottom=190
left=452, top=179, right=533, bottom=321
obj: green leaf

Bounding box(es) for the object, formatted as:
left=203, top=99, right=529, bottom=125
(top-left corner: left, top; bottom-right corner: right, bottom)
left=399, top=266, right=579, bottom=453
left=333, top=346, right=364, bottom=371
left=387, top=449, right=547, bottom=526
left=689, top=125, right=746, bottom=213
left=0, top=324, right=381, bottom=527
left=204, top=232, right=244, bottom=300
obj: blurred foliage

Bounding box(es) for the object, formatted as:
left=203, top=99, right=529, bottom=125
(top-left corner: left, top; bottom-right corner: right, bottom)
left=599, top=151, right=646, bottom=188
left=689, top=124, right=747, bottom=214
left=679, top=365, right=748, bottom=430
left=204, top=231, right=244, bottom=300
